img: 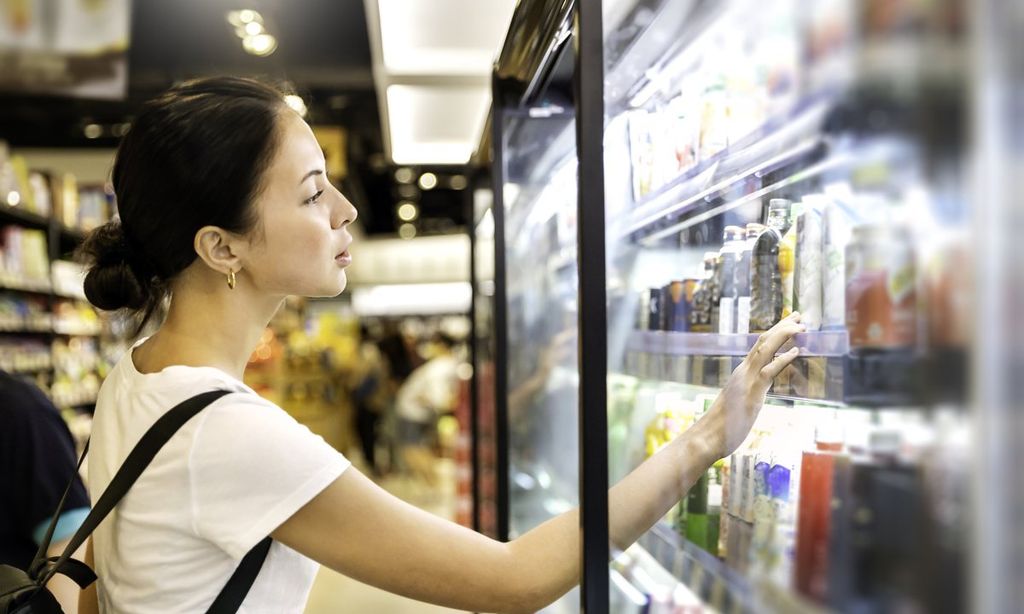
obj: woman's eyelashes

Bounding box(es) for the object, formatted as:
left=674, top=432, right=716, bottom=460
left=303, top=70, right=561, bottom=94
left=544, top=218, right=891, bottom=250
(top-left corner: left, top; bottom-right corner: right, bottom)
left=303, top=189, right=324, bottom=205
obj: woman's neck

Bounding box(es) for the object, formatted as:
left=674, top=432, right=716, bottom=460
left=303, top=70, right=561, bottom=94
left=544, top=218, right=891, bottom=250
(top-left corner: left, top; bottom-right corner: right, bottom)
left=132, top=272, right=284, bottom=380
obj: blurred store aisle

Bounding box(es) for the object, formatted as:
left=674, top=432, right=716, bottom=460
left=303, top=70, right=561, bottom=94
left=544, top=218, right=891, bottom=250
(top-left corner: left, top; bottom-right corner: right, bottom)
left=304, top=458, right=466, bottom=614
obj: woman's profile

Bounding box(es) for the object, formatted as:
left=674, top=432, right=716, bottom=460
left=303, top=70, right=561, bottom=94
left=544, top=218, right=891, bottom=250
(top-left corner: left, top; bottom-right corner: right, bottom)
left=76, top=76, right=803, bottom=614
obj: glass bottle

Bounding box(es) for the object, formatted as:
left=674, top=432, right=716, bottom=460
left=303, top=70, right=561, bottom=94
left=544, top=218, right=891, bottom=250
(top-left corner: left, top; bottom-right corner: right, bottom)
left=750, top=199, right=793, bottom=332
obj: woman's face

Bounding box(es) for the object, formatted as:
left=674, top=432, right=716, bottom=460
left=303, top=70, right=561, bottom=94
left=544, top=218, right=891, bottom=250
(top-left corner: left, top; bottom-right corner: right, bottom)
left=242, top=109, right=358, bottom=297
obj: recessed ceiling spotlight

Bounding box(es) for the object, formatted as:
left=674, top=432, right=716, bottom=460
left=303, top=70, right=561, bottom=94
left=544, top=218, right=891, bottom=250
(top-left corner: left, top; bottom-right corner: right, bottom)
left=244, top=21, right=264, bottom=36
left=394, top=167, right=414, bottom=184
left=83, top=124, right=102, bottom=139
left=397, top=202, right=419, bottom=222
left=399, top=223, right=417, bottom=240
left=283, top=94, right=307, bottom=117
left=449, top=175, right=468, bottom=190
left=243, top=33, right=277, bottom=56
left=418, top=172, right=437, bottom=190
left=226, top=9, right=263, bottom=27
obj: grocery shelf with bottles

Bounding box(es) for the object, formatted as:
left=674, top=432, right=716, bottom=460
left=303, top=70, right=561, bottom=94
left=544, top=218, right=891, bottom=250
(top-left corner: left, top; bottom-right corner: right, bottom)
left=0, top=139, right=125, bottom=427
left=481, top=0, right=1002, bottom=611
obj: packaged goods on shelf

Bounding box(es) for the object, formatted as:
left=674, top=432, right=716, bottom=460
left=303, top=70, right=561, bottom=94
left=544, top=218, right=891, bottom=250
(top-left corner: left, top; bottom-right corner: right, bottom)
left=0, top=339, right=51, bottom=373
left=0, top=225, right=50, bottom=286
left=0, top=292, right=51, bottom=331
left=76, top=185, right=113, bottom=231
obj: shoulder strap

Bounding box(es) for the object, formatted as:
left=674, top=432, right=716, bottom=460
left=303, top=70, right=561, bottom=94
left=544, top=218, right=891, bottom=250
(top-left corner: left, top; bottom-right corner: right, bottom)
left=36, top=388, right=273, bottom=613
left=37, top=390, right=232, bottom=587
left=206, top=536, right=273, bottom=614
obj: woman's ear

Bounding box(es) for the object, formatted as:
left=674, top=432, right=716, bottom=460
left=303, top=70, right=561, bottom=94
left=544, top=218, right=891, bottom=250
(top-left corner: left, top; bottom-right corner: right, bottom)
left=194, top=225, right=243, bottom=275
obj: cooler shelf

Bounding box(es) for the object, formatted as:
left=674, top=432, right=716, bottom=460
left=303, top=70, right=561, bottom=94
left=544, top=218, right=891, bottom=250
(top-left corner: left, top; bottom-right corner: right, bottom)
left=633, top=522, right=827, bottom=614
left=626, top=330, right=850, bottom=357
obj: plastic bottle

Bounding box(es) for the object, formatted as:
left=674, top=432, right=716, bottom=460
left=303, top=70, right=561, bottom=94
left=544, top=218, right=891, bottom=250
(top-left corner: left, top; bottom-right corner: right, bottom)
left=736, top=223, right=764, bottom=334
left=822, top=200, right=852, bottom=330
left=717, top=226, right=746, bottom=334
left=689, top=252, right=719, bottom=332
left=779, top=201, right=804, bottom=318
left=795, top=196, right=825, bottom=331
left=750, top=199, right=793, bottom=331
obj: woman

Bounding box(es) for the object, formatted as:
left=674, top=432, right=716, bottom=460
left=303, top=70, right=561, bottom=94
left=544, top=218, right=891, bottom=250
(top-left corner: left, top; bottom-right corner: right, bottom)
left=77, top=77, right=803, bottom=613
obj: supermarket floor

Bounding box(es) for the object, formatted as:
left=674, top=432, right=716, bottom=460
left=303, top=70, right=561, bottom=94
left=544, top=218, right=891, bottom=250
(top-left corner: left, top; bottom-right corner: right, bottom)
left=303, top=457, right=467, bottom=614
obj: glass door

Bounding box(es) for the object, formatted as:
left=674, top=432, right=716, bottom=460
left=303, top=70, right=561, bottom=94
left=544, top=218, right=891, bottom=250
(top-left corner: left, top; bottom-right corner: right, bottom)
left=597, top=0, right=973, bottom=611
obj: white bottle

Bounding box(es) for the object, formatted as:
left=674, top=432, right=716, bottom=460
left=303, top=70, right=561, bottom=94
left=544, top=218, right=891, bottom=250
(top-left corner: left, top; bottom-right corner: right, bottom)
left=795, top=196, right=825, bottom=331
left=822, top=200, right=851, bottom=330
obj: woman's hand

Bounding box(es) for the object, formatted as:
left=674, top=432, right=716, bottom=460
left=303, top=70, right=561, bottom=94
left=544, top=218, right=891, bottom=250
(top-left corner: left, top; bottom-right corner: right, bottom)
left=694, top=312, right=805, bottom=460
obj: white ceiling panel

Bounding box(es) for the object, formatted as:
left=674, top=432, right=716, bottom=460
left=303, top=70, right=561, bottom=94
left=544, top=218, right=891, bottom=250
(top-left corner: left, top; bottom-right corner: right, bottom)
left=378, top=0, right=516, bottom=76
left=386, top=84, right=491, bottom=164
left=366, top=0, right=515, bottom=164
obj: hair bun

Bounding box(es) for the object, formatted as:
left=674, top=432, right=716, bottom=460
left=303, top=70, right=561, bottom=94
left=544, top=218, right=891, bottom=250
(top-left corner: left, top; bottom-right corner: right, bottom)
left=79, top=222, right=149, bottom=311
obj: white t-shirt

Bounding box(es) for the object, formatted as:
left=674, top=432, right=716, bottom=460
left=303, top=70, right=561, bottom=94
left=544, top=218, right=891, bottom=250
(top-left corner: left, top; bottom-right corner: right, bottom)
left=87, top=341, right=350, bottom=613
left=394, top=355, right=459, bottom=423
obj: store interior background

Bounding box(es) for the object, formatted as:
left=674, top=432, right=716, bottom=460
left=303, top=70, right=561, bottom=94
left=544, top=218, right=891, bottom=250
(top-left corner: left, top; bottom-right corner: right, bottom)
left=1, top=1, right=513, bottom=612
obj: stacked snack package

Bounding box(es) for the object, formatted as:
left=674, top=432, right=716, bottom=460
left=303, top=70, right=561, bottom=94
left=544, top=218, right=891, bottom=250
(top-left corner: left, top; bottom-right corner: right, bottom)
left=0, top=226, right=50, bottom=286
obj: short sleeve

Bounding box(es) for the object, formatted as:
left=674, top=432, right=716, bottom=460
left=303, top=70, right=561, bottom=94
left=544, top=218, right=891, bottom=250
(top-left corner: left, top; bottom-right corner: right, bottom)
left=189, top=394, right=350, bottom=559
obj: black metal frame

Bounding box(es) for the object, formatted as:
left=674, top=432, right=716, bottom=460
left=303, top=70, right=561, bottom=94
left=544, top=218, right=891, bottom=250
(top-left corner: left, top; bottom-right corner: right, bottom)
left=574, top=0, right=609, bottom=610
left=490, top=92, right=511, bottom=542
left=466, top=168, right=481, bottom=533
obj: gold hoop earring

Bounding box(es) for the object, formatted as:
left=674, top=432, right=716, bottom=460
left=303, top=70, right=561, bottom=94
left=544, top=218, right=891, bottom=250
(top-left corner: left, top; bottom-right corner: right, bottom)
left=227, top=270, right=236, bottom=290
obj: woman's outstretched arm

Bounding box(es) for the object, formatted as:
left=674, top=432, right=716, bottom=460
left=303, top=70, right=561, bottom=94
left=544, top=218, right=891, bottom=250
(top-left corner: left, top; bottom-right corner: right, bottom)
left=272, top=313, right=805, bottom=613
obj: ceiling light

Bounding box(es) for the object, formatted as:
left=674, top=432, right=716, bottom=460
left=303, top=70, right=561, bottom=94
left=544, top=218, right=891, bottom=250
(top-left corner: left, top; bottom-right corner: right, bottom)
left=244, top=21, right=264, bottom=36
left=112, top=122, right=131, bottom=137
left=399, top=223, right=417, bottom=240
left=283, top=94, right=307, bottom=117
left=449, top=175, right=468, bottom=190
left=243, top=34, right=277, bottom=56
left=394, top=167, right=414, bottom=183
left=83, top=124, right=102, bottom=139
left=227, top=9, right=262, bottom=27
left=418, top=172, right=437, bottom=190
left=6, top=191, right=20, bottom=206
left=397, top=202, right=419, bottom=221
left=376, top=0, right=517, bottom=76
left=385, top=84, right=491, bottom=164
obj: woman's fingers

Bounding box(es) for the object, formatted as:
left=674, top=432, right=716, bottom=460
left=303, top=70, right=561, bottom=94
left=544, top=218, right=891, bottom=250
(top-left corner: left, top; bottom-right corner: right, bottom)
left=761, top=346, right=800, bottom=381
left=748, top=312, right=805, bottom=369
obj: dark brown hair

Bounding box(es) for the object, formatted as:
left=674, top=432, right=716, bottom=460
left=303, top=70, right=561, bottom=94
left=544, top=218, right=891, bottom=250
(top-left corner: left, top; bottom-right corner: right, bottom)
left=78, top=76, right=288, bottom=328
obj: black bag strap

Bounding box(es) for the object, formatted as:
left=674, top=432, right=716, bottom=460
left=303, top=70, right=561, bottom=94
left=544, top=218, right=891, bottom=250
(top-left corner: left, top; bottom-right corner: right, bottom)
left=28, top=439, right=90, bottom=579
left=31, top=389, right=274, bottom=613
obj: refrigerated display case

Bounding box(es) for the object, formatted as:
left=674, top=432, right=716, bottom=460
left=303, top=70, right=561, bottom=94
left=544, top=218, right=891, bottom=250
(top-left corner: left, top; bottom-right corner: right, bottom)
left=595, top=0, right=975, bottom=612
left=479, top=0, right=1010, bottom=611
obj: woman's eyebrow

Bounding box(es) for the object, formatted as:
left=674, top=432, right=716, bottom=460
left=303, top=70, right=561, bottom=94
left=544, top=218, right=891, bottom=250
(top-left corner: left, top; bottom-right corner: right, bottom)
left=299, top=169, right=323, bottom=185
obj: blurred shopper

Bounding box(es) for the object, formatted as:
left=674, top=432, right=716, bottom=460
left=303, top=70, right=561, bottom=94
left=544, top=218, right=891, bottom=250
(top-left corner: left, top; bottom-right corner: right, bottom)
left=0, top=370, right=89, bottom=614
left=394, top=333, right=460, bottom=486
left=348, top=324, right=389, bottom=477
left=71, top=77, right=801, bottom=613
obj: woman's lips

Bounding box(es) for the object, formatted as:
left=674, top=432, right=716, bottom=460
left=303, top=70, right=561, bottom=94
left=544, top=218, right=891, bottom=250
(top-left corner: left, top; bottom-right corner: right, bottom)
left=335, top=250, right=352, bottom=266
